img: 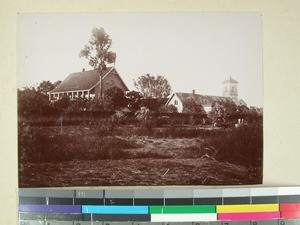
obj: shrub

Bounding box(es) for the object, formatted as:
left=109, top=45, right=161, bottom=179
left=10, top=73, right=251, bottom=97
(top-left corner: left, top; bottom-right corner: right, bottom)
left=155, top=116, right=170, bottom=127
left=104, top=86, right=127, bottom=111
left=111, top=110, right=127, bottom=125
left=158, top=104, right=178, bottom=113
left=204, top=124, right=263, bottom=167
left=18, top=88, right=51, bottom=116
left=82, top=137, right=139, bottom=160
left=18, top=124, right=140, bottom=163
left=151, top=126, right=226, bottom=139
left=135, top=107, right=154, bottom=136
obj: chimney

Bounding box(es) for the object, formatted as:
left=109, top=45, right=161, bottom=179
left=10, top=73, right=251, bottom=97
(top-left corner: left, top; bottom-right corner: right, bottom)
left=82, top=68, right=85, bottom=72
left=192, top=89, right=195, bottom=95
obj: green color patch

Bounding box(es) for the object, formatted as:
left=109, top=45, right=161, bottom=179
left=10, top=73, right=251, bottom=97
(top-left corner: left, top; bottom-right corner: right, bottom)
left=149, top=205, right=216, bottom=214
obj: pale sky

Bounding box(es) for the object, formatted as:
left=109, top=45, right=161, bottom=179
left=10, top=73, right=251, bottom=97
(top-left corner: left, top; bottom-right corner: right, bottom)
left=17, top=12, right=262, bottom=107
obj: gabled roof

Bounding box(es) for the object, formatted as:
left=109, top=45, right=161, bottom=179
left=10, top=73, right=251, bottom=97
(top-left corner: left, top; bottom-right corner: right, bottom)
left=139, top=98, right=169, bottom=111
left=238, top=99, right=247, bottom=106
left=50, top=67, right=128, bottom=93
left=222, top=76, right=239, bottom=84
left=167, top=92, right=236, bottom=106
left=140, top=98, right=169, bottom=105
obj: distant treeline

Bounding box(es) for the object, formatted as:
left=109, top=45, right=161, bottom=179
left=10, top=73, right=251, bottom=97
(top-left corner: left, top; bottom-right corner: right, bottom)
left=18, top=109, right=262, bottom=127
left=18, top=84, right=262, bottom=127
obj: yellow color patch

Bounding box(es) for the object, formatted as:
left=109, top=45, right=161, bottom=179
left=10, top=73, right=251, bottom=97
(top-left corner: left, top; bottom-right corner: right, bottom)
left=216, top=204, right=279, bottom=213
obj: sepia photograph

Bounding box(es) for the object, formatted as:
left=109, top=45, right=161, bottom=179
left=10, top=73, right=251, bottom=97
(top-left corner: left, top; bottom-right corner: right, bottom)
left=18, top=12, right=263, bottom=187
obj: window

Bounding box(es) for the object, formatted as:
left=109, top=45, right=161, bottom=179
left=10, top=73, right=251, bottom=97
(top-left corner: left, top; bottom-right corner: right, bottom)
left=174, top=100, right=178, bottom=105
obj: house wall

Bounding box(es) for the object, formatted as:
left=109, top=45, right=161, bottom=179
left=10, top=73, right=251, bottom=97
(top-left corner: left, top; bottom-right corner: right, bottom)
left=203, top=106, right=212, bottom=113
left=167, top=94, right=214, bottom=114
left=167, top=94, right=183, bottom=112
left=94, top=72, right=128, bottom=99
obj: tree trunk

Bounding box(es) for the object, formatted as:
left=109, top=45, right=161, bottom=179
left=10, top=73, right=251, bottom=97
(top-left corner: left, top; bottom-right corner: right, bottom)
left=99, top=69, right=103, bottom=107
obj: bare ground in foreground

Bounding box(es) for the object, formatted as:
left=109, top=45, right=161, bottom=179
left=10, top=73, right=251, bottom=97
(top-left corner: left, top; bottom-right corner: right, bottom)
left=19, top=136, right=260, bottom=187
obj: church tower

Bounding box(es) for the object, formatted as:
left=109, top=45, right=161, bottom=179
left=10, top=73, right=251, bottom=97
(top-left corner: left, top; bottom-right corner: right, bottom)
left=222, top=76, right=239, bottom=104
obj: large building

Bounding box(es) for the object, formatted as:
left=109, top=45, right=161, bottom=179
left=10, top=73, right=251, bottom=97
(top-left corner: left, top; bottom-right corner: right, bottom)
left=48, top=67, right=129, bottom=101
left=166, top=76, right=246, bottom=113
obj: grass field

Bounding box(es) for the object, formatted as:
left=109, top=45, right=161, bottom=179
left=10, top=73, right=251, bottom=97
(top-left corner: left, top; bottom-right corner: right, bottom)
left=18, top=123, right=263, bottom=187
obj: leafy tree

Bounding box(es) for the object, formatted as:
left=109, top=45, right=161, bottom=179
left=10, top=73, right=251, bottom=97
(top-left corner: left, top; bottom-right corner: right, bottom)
left=246, top=106, right=261, bottom=123
left=69, top=97, right=88, bottom=111
left=208, top=102, right=226, bottom=124
left=209, top=101, right=238, bottom=125
left=79, top=27, right=116, bottom=102
left=86, top=99, right=104, bottom=111
left=182, top=98, right=206, bottom=114
left=53, top=80, right=62, bottom=88
left=134, top=74, right=171, bottom=99
left=18, top=87, right=50, bottom=115
left=236, top=105, right=249, bottom=123
left=135, top=106, right=152, bottom=123
left=37, top=80, right=55, bottom=95
left=125, top=90, right=142, bottom=111
left=53, top=94, right=71, bottom=111
left=104, top=86, right=127, bottom=111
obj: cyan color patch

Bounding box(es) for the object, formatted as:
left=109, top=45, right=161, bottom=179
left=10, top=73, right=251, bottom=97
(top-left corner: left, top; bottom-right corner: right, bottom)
left=82, top=205, right=149, bottom=214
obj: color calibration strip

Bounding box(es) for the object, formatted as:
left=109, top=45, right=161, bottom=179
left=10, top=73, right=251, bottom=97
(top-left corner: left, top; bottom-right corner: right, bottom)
left=18, top=187, right=300, bottom=224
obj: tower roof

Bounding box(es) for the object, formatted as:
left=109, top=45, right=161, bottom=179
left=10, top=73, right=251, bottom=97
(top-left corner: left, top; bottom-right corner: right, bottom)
left=222, top=76, right=239, bottom=84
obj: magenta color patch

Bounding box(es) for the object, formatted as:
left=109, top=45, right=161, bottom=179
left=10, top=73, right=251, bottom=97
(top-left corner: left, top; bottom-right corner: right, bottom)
left=217, top=212, right=280, bottom=221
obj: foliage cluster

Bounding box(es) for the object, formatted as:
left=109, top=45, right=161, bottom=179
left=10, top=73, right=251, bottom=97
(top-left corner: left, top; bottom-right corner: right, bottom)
left=79, top=27, right=116, bottom=102
left=18, top=124, right=140, bottom=163
left=19, top=27, right=262, bottom=129
left=134, top=74, right=171, bottom=99
left=182, top=98, right=206, bottom=115
left=19, top=121, right=263, bottom=176
left=204, top=123, right=263, bottom=168
left=18, top=81, right=173, bottom=116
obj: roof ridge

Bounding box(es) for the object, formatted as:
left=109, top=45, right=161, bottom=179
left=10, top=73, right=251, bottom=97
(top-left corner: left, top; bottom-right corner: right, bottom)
left=49, top=67, right=116, bottom=93
left=174, top=92, right=232, bottom=98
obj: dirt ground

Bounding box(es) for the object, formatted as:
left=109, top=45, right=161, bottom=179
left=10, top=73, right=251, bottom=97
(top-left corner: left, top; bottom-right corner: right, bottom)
left=19, top=136, right=259, bottom=187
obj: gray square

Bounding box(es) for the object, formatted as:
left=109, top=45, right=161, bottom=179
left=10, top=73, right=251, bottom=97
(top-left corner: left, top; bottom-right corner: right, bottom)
left=19, top=220, right=45, bottom=225
left=76, top=190, right=104, bottom=198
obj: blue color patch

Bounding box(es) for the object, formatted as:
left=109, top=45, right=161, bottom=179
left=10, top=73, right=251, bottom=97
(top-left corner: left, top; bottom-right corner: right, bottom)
left=82, top=205, right=149, bottom=214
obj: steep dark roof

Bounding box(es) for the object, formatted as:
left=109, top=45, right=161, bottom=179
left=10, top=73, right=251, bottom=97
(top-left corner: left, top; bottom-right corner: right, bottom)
left=140, top=98, right=169, bottom=111
left=172, top=92, right=235, bottom=106
left=50, top=67, right=128, bottom=93
left=222, top=76, right=239, bottom=84
left=140, top=98, right=169, bottom=105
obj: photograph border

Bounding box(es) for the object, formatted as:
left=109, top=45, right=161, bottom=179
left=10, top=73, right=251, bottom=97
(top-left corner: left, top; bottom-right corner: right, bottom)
left=1, top=0, right=300, bottom=224
left=17, top=12, right=263, bottom=187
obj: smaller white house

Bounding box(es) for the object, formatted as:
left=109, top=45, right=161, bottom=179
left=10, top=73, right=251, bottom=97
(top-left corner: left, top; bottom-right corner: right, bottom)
left=166, top=77, right=247, bottom=113
left=166, top=92, right=236, bottom=113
